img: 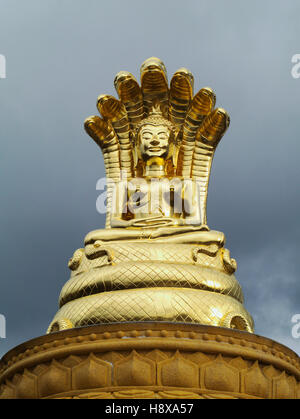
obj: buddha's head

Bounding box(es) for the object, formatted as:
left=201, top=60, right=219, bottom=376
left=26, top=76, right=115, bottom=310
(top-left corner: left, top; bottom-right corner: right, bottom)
left=138, top=124, right=170, bottom=160
left=135, top=105, right=176, bottom=164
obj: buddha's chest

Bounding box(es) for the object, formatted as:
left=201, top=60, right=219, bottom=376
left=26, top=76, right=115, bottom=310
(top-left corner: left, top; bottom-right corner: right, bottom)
left=125, top=179, right=197, bottom=216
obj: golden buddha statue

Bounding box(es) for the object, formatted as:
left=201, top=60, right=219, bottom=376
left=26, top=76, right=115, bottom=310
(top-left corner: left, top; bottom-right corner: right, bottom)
left=104, top=104, right=204, bottom=231
left=47, top=57, right=254, bottom=334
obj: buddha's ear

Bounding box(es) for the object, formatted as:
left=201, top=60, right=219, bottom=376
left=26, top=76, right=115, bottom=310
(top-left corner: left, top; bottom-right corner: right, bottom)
left=172, top=144, right=179, bottom=169
left=130, top=130, right=139, bottom=168
left=171, top=127, right=180, bottom=168
left=133, top=147, right=139, bottom=168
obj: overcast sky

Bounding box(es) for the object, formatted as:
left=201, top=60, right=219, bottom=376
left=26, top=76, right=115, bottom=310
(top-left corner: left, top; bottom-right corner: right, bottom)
left=0, top=0, right=299, bottom=357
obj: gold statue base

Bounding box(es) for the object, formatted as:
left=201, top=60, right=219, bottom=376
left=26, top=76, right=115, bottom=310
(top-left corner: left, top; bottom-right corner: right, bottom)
left=48, top=232, right=254, bottom=334
left=1, top=323, right=299, bottom=399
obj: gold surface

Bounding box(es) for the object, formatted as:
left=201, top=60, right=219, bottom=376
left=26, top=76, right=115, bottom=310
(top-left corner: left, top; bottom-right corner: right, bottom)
left=48, top=58, right=253, bottom=334
left=1, top=323, right=299, bottom=399
left=84, top=57, right=230, bottom=229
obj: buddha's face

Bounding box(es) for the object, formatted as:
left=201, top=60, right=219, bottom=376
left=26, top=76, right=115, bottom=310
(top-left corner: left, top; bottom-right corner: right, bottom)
left=138, top=124, right=170, bottom=161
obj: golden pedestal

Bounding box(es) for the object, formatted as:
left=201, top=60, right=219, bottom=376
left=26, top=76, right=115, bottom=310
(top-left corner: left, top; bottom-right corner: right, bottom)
left=1, top=323, right=299, bottom=399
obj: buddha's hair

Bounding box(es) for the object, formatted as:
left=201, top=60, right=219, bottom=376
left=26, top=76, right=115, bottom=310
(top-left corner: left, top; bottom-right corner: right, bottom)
left=135, top=104, right=175, bottom=134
